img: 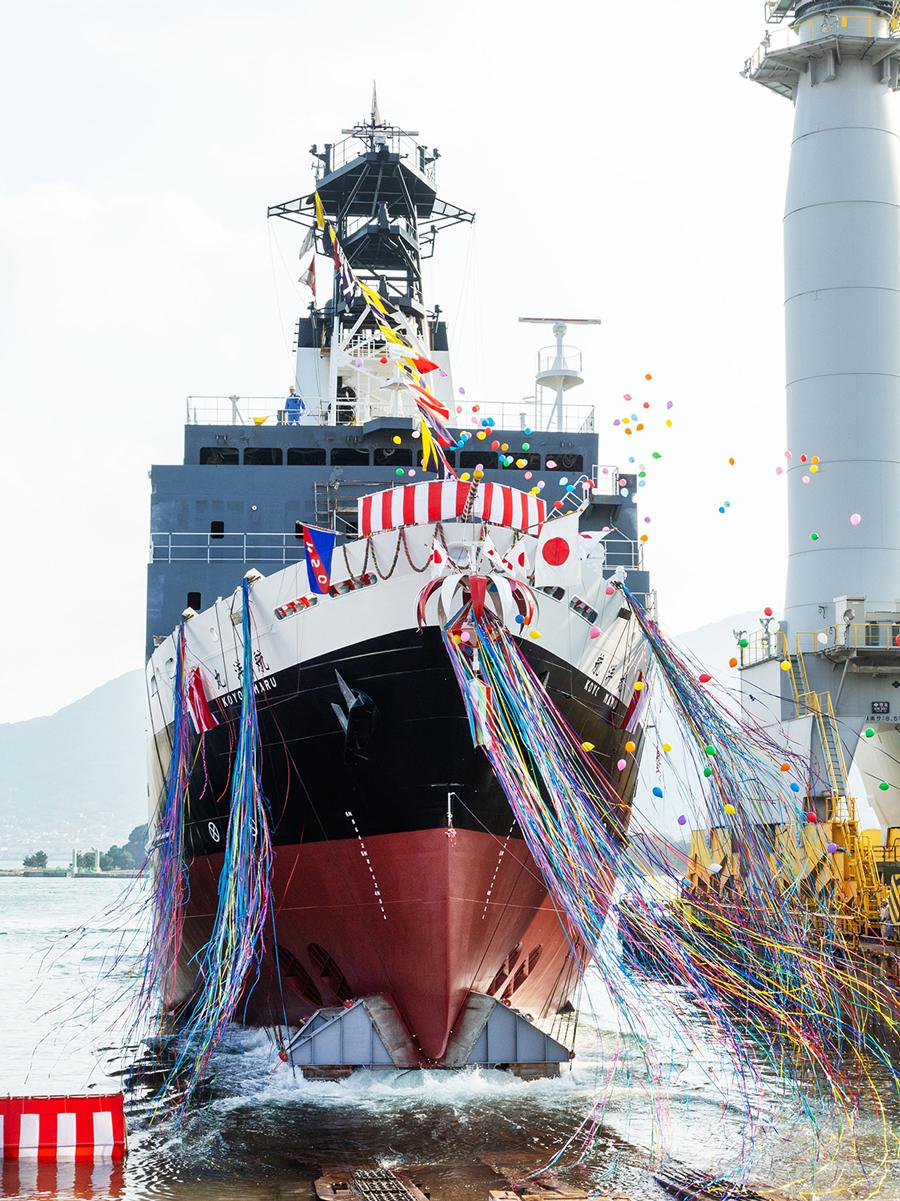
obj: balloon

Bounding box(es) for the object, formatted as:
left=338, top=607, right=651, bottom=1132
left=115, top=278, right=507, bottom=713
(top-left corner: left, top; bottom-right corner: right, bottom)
left=724, top=804, right=736, bottom=816
left=785, top=450, right=793, bottom=459
left=780, top=763, right=790, bottom=772
left=728, top=457, right=735, bottom=466
left=460, top=388, right=467, bottom=396
left=775, top=467, right=783, bottom=475
left=800, top=454, right=808, bottom=463
left=491, top=440, right=499, bottom=450
left=879, top=781, right=891, bottom=792
left=589, top=627, right=601, bottom=639
left=662, top=743, right=672, bottom=753
left=807, top=812, right=818, bottom=823
left=634, top=681, right=644, bottom=692
left=827, top=843, right=839, bottom=854
left=709, top=862, right=722, bottom=874
left=810, top=532, right=820, bottom=541
left=522, top=442, right=531, bottom=450
left=705, top=745, right=716, bottom=756
left=677, top=814, right=687, bottom=826
left=780, top=660, right=792, bottom=671
left=790, top=782, right=800, bottom=793
left=605, top=585, right=615, bottom=596
left=865, top=728, right=875, bottom=738
left=704, top=766, right=713, bottom=778
left=645, top=373, right=653, bottom=380
left=728, top=657, right=738, bottom=668
left=850, top=513, right=862, bottom=526
left=474, top=470, right=484, bottom=480
left=553, top=500, right=563, bottom=509
left=546, top=460, right=557, bottom=470
left=394, top=468, right=404, bottom=477
left=764, top=606, right=773, bottom=617
left=461, top=631, right=471, bottom=643
left=515, top=615, right=525, bottom=625
left=666, top=401, right=673, bottom=410
left=699, top=673, right=712, bottom=684
left=392, top=435, right=402, bottom=445
left=625, top=740, right=637, bottom=754
left=524, top=471, right=532, bottom=480
left=460, top=473, right=471, bottom=482
left=408, top=470, right=416, bottom=477
left=739, top=638, right=749, bottom=648
left=529, top=629, right=541, bottom=640
left=652, top=786, right=664, bottom=798
left=559, top=476, right=569, bottom=486
left=817, top=633, right=828, bottom=646
left=582, top=741, right=595, bottom=752
left=524, top=428, right=532, bottom=436
left=617, top=759, right=627, bottom=772
left=802, top=476, right=811, bottom=485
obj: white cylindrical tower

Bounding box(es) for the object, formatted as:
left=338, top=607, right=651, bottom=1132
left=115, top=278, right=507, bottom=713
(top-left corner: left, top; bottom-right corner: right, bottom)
left=745, top=2, right=900, bottom=828
left=781, top=1, right=900, bottom=631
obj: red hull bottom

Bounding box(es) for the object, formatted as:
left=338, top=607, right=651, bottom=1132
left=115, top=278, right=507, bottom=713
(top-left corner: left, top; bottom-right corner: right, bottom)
left=179, top=828, right=582, bottom=1063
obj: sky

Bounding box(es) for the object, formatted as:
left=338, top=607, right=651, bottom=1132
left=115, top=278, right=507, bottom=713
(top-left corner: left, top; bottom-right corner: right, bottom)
left=0, top=0, right=796, bottom=723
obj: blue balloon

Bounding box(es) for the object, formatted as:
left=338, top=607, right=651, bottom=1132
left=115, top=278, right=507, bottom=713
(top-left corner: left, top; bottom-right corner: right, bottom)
left=652, top=786, right=664, bottom=799
left=790, top=782, right=801, bottom=792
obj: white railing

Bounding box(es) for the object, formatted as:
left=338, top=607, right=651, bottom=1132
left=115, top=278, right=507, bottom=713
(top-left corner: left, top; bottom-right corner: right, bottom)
left=537, top=345, right=583, bottom=375
left=151, top=532, right=307, bottom=565
left=592, top=464, right=621, bottom=492
left=185, top=394, right=596, bottom=434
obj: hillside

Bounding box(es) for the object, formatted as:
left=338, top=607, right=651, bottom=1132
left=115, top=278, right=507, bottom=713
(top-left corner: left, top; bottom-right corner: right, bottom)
left=0, top=671, right=147, bottom=862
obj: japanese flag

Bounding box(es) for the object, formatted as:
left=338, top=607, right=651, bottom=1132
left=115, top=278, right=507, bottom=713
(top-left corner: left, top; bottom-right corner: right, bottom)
left=431, top=534, right=449, bottom=578
left=535, top=513, right=582, bottom=588
left=480, top=534, right=513, bottom=576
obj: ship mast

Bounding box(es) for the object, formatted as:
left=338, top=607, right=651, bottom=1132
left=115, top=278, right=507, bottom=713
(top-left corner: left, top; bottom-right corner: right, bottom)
left=268, top=95, right=474, bottom=425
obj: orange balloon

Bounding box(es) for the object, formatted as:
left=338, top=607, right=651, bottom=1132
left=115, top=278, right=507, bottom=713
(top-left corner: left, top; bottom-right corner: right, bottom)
left=729, top=657, right=738, bottom=668
left=625, top=740, right=637, bottom=754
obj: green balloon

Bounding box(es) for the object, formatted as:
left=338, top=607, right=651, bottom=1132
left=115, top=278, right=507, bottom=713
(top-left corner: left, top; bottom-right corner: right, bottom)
left=739, top=638, right=749, bottom=649
left=703, top=766, right=713, bottom=778
left=705, top=745, right=716, bottom=757
left=865, top=728, right=875, bottom=738
left=879, top=781, right=891, bottom=792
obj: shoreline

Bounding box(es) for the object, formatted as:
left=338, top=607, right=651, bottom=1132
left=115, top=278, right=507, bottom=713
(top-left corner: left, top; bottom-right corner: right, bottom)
left=0, top=868, right=140, bottom=879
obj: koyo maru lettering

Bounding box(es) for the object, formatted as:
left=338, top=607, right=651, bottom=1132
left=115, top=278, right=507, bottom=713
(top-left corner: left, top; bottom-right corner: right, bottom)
left=218, top=674, right=278, bottom=709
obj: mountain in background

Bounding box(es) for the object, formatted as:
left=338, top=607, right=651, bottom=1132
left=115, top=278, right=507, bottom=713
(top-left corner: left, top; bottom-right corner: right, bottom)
left=0, top=671, right=146, bottom=862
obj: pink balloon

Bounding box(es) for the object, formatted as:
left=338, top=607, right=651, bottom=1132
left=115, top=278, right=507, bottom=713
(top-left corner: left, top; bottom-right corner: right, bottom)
left=605, top=585, right=615, bottom=596
left=775, top=467, right=783, bottom=476
left=802, top=475, right=811, bottom=485
left=785, top=450, right=793, bottom=460
left=617, top=759, right=627, bottom=772
left=546, top=460, right=557, bottom=470
left=461, top=630, right=471, bottom=643
left=850, top=513, right=862, bottom=526
left=589, top=627, right=601, bottom=639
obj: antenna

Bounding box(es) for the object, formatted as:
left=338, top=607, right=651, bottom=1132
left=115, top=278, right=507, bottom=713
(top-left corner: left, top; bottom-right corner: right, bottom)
left=518, top=317, right=602, bottom=326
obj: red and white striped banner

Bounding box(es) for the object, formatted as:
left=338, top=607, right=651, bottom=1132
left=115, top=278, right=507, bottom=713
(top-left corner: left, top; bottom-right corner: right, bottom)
left=358, top=482, right=546, bottom=537
left=0, top=1095, right=126, bottom=1161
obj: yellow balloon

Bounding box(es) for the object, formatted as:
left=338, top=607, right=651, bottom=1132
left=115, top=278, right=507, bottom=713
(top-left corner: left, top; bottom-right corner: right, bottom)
left=473, top=469, right=484, bottom=481
left=724, top=803, right=736, bottom=816
left=625, top=740, right=637, bottom=754
left=392, top=435, right=402, bottom=445
left=780, top=660, right=791, bottom=672
left=662, top=742, right=672, bottom=753
left=460, top=472, right=471, bottom=482
left=581, top=741, right=595, bottom=752
left=529, top=629, right=541, bottom=640
left=634, top=681, right=644, bottom=692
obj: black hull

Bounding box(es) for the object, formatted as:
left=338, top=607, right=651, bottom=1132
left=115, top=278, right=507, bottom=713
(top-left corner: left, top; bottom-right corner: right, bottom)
left=178, top=627, right=643, bottom=856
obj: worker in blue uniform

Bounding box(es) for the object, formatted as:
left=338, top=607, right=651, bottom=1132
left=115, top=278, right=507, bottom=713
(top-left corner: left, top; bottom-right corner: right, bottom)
left=284, top=386, right=305, bottom=426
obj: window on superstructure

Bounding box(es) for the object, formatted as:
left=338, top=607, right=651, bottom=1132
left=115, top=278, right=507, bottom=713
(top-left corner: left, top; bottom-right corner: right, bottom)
left=518, top=453, right=541, bottom=470
left=374, top=447, right=412, bottom=467
left=210, top=521, right=225, bottom=540
left=330, top=448, right=369, bottom=467
left=187, top=592, right=201, bottom=611
left=287, top=447, right=326, bottom=466
left=546, top=453, right=583, bottom=472
left=200, top=446, right=238, bottom=465
left=244, top=447, right=283, bottom=466
left=460, top=451, right=498, bottom=469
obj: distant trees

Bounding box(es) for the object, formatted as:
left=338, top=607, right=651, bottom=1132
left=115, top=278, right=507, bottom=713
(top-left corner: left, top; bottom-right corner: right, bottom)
left=23, top=850, right=48, bottom=869
left=98, top=824, right=148, bottom=872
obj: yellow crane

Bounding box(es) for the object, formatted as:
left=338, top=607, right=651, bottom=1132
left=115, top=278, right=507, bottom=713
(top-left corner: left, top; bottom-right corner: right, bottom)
left=893, top=1, right=900, bottom=33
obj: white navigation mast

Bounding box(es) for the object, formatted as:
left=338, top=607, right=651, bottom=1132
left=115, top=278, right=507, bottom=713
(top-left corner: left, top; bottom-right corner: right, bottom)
left=518, top=317, right=601, bottom=432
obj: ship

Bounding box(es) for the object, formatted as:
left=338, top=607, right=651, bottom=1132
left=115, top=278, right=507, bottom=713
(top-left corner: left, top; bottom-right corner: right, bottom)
left=145, top=96, right=653, bottom=1069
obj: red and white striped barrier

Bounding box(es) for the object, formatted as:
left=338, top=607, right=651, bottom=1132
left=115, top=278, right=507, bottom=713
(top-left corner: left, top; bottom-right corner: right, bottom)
left=0, top=1094, right=126, bottom=1160
left=359, top=481, right=546, bottom=537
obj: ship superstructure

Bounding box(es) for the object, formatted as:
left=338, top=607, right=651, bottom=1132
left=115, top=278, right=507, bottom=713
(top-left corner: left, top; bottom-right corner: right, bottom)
left=145, top=99, right=652, bottom=1069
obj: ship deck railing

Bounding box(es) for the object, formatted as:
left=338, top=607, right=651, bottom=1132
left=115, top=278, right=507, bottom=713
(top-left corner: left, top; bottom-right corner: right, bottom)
left=149, top=528, right=646, bottom=569
left=185, top=394, right=596, bottom=434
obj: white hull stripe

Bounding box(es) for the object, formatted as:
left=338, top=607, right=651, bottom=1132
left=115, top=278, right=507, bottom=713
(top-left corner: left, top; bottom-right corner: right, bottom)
left=359, top=482, right=546, bottom=537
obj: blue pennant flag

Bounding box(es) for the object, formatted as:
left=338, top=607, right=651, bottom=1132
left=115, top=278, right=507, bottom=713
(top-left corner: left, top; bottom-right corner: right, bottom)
left=302, top=524, right=337, bottom=595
